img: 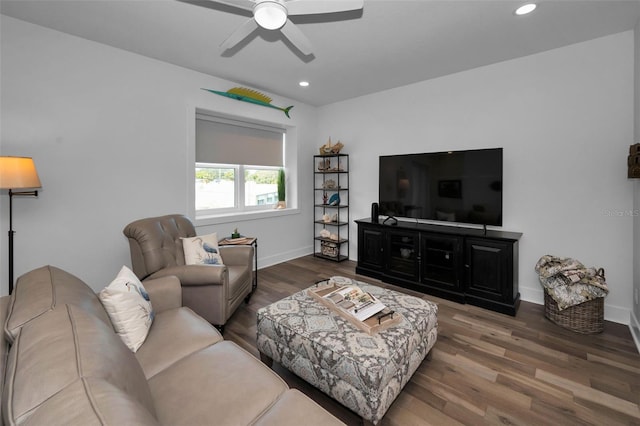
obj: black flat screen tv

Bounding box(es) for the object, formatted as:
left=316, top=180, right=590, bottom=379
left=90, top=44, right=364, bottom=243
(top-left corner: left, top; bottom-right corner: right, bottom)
left=379, top=148, right=503, bottom=226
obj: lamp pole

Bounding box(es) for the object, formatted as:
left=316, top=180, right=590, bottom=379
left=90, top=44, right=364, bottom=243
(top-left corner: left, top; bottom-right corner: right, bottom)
left=7, top=189, right=38, bottom=294
left=8, top=190, right=14, bottom=294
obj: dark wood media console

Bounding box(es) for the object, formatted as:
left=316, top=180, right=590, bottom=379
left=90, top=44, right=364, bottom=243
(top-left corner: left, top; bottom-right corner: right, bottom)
left=355, top=218, right=522, bottom=315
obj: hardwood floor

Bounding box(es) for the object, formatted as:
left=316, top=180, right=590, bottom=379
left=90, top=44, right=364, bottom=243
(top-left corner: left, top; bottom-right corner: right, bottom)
left=224, top=255, right=640, bottom=426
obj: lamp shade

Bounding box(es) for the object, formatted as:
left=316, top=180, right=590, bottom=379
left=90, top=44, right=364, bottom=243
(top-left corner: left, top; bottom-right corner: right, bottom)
left=0, top=157, right=42, bottom=189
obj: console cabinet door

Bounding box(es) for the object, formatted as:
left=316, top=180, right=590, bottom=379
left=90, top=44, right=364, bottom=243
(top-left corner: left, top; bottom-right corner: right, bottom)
left=421, top=235, right=463, bottom=292
left=358, top=226, right=384, bottom=271
left=386, top=230, right=419, bottom=281
left=465, top=238, right=513, bottom=302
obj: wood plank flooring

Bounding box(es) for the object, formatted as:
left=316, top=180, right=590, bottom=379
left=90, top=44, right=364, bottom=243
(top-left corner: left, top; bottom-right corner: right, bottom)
left=224, top=255, right=640, bottom=426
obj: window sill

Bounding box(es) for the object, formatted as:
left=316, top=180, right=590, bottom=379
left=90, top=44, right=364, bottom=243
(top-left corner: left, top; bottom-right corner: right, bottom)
left=195, top=207, right=299, bottom=228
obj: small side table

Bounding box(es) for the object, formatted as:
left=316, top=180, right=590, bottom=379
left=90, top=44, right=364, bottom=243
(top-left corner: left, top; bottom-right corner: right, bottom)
left=218, top=237, right=258, bottom=292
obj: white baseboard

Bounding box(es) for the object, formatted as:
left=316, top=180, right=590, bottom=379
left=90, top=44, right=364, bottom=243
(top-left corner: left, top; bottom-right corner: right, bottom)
left=258, top=245, right=313, bottom=270
left=519, top=286, right=545, bottom=306
left=630, top=310, right=640, bottom=354
left=602, top=303, right=632, bottom=325
left=493, top=285, right=632, bottom=325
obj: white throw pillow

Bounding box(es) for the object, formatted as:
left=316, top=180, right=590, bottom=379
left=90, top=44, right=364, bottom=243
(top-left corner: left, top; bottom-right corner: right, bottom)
left=182, top=232, right=224, bottom=266
left=99, top=266, right=155, bottom=352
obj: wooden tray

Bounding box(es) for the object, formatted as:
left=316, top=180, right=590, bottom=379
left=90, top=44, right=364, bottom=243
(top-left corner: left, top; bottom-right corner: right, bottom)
left=307, top=280, right=402, bottom=335
left=218, top=237, right=256, bottom=245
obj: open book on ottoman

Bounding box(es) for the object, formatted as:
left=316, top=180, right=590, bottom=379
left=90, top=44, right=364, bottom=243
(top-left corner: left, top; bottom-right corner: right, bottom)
left=307, top=277, right=401, bottom=334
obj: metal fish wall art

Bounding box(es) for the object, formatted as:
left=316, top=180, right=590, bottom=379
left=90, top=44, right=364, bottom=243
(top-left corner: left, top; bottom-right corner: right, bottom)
left=202, top=87, right=293, bottom=118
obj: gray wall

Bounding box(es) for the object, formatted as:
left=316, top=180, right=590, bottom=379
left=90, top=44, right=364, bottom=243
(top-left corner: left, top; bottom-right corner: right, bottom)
left=318, top=31, right=635, bottom=325
left=0, top=16, right=317, bottom=293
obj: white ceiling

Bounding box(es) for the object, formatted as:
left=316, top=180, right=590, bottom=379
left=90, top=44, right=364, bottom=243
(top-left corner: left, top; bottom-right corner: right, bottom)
left=2, top=0, right=640, bottom=106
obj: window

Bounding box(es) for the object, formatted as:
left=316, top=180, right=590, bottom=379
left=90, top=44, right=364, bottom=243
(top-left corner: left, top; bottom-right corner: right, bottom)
left=244, top=167, right=280, bottom=207
left=195, top=114, right=285, bottom=216
left=195, top=165, right=236, bottom=210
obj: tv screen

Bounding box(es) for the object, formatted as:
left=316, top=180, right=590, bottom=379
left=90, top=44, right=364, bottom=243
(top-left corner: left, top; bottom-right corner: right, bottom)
left=379, top=148, right=503, bottom=226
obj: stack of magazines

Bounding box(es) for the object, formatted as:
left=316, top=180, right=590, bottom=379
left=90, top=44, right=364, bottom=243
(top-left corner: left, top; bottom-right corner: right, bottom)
left=323, top=285, right=386, bottom=322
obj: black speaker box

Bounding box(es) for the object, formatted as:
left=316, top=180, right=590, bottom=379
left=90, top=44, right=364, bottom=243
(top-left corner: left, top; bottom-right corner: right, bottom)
left=371, top=202, right=379, bottom=223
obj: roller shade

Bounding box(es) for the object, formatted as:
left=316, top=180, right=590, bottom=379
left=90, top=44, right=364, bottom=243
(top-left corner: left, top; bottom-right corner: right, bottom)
left=196, top=115, right=284, bottom=167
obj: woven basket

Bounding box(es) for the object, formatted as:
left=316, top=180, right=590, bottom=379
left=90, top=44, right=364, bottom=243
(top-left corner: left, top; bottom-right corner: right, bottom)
left=320, top=241, right=339, bottom=258
left=543, top=292, right=604, bottom=334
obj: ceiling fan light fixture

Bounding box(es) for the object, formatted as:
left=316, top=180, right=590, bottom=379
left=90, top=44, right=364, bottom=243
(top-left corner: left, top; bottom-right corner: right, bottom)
left=254, top=1, right=288, bottom=30
left=514, top=3, right=537, bottom=16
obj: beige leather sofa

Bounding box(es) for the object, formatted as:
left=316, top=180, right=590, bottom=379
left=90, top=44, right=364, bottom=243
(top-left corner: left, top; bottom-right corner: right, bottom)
left=0, top=265, right=344, bottom=426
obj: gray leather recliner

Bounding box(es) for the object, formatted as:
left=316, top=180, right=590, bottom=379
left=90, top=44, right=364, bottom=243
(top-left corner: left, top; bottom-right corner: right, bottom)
left=123, top=214, right=253, bottom=328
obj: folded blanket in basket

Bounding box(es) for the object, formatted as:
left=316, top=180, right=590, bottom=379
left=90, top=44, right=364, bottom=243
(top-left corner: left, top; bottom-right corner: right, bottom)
left=535, top=255, right=608, bottom=310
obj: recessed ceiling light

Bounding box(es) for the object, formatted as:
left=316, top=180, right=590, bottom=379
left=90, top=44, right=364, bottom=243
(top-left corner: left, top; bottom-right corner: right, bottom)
left=515, top=3, right=537, bottom=15
left=299, top=81, right=310, bottom=87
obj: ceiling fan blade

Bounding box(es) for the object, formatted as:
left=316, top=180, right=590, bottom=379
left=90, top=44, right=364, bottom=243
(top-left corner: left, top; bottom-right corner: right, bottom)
left=208, top=0, right=255, bottom=12
left=280, top=19, right=313, bottom=56
left=220, top=18, right=259, bottom=50
left=285, top=0, right=364, bottom=16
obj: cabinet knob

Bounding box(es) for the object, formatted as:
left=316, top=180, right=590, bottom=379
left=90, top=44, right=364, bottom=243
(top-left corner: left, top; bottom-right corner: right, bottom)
left=464, top=264, right=470, bottom=268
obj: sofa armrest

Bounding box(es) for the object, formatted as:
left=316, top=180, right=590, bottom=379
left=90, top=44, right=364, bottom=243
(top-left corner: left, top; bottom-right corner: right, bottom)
left=220, top=246, right=254, bottom=266
left=0, top=296, right=10, bottom=410
left=143, top=276, right=182, bottom=312
left=147, top=265, right=227, bottom=286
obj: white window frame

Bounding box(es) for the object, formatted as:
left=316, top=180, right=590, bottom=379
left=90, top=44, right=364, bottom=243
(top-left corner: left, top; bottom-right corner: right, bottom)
left=196, top=163, right=282, bottom=216
left=241, top=164, right=281, bottom=210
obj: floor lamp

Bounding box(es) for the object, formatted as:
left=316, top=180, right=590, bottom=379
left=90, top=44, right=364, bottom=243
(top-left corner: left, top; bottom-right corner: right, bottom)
left=0, top=157, right=42, bottom=294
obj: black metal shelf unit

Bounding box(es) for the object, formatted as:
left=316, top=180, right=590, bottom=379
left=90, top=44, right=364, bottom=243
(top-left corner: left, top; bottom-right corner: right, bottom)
left=313, top=153, right=349, bottom=262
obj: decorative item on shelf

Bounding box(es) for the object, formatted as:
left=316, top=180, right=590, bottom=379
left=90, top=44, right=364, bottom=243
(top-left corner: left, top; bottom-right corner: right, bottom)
left=321, top=240, right=339, bottom=258
left=628, top=143, right=640, bottom=178
left=276, top=168, right=286, bottom=209
left=319, top=229, right=331, bottom=239
left=328, top=193, right=340, bottom=206
left=317, top=158, right=331, bottom=171
left=231, top=228, right=241, bottom=239
left=318, top=137, right=345, bottom=155
left=322, top=179, right=337, bottom=189
left=328, top=160, right=344, bottom=172
left=323, top=192, right=328, bottom=204
left=319, top=137, right=333, bottom=155
left=322, top=213, right=331, bottom=223
left=201, top=87, right=293, bottom=118
left=329, top=233, right=339, bottom=241
left=331, top=213, right=338, bottom=222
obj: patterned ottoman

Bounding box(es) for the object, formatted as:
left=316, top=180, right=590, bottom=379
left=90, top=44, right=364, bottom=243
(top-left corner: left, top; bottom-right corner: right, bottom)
left=256, top=280, right=438, bottom=425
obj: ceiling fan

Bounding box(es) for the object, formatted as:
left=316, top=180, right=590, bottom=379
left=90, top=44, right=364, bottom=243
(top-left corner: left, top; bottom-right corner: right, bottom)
left=211, top=0, right=364, bottom=56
